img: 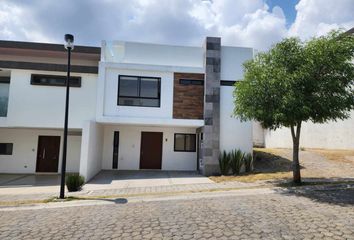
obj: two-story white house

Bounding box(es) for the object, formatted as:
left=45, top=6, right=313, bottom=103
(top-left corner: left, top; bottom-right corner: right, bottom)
left=0, top=37, right=254, bottom=182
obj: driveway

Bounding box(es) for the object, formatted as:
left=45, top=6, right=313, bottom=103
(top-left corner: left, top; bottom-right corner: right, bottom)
left=84, top=170, right=213, bottom=191
left=0, top=171, right=212, bottom=196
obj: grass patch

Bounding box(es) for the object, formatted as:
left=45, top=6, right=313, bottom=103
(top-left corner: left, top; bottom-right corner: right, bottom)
left=0, top=197, right=55, bottom=207
left=209, top=171, right=291, bottom=183
left=277, top=180, right=354, bottom=188
left=308, top=149, right=354, bottom=164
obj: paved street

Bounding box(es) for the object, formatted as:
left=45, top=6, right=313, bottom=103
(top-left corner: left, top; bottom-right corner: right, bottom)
left=0, top=188, right=353, bottom=239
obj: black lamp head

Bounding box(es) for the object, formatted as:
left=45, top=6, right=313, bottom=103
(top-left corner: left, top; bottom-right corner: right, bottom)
left=64, top=34, right=74, bottom=50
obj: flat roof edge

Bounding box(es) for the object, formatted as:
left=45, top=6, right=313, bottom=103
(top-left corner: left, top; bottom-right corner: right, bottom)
left=0, top=40, right=100, bottom=54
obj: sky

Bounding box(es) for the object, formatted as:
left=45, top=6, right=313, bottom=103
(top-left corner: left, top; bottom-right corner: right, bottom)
left=0, top=0, right=353, bottom=50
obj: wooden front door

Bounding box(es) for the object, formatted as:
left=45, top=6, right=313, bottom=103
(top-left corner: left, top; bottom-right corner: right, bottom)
left=140, top=132, right=163, bottom=169
left=36, top=136, right=60, bottom=172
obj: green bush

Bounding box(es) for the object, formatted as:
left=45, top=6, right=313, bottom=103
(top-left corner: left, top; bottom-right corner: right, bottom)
left=66, top=174, right=85, bottom=192
left=218, top=150, right=231, bottom=175
left=230, top=149, right=244, bottom=175
left=244, top=153, right=253, bottom=172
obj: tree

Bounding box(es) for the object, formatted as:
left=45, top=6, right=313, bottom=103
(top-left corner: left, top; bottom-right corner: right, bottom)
left=233, top=30, right=354, bottom=184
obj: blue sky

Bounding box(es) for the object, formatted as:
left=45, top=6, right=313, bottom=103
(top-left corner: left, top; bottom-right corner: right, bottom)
left=266, top=0, right=299, bottom=26
left=0, top=0, right=353, bottom=50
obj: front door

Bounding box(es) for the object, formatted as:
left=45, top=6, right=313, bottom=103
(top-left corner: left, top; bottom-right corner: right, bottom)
left=36, top=136, right=60, bottom=172
left=140, top=132, right=163, bottom=169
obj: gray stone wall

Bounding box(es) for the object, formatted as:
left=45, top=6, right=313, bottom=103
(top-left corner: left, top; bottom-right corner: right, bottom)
left=200, top=37, right=221, bottom=176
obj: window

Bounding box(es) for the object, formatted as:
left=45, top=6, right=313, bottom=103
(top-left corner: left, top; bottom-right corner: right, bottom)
left=0, top=143, right=13, bottom=155
left=174, top=134, right=196, bottom=152
left=0, top=77, right=10, bottom=117
left=179, top=79, right=203, bottom=85
left=118, top=75, right=160, bottom=107
left=31, top=74, right=81, bottom=87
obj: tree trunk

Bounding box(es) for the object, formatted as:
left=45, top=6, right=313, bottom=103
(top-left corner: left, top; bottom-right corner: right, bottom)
left=290, top=122, right=302, bottom=184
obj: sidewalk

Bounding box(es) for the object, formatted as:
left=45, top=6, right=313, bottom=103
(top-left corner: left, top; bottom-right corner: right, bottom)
left=2, top=180, right=354, bottom=206
left=0, top=180, right=265, bottom=205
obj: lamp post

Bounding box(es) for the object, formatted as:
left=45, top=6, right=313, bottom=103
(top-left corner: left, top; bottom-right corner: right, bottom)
left=59, top=34, right=74, bottom=199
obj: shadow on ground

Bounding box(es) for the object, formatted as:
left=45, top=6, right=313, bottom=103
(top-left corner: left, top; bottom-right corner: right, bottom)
left=275, top=187, right=354, bottom=206
left=253, top=149, right=300, bottom=173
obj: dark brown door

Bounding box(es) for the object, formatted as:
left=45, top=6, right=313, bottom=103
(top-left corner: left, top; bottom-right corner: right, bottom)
left=140, top=132, right=163, bottom=169
left=36, top=136, right=60, bottom=172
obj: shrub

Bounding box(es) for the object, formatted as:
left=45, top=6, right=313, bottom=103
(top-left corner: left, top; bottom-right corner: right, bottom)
left=66, top=174, right=85, bottom=192
left=218, top=150, right=231, bottom=175
left=230, top=149, right=244, bottom=175
left=244, top=153, right=253, bottom=172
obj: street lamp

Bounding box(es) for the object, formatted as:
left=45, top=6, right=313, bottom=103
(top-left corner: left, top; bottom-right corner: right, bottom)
left=59, top=34, right=74, bottom=199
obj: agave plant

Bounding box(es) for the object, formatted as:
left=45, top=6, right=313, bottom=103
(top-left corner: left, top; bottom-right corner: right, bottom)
left=244, top=153, right=253, bottom=172
left=230, top=149, right=244, bottom=175
left=218, top=150, right=231, bottom=175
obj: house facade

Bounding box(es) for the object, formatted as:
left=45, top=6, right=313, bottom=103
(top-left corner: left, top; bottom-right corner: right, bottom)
left=0, top=37, right=254, bottom=181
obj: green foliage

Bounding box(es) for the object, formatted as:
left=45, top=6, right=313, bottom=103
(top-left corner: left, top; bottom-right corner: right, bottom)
left=230, top=149, right=244, bottom=175
left=244, top=153, right=253, bottom=173
left=234, top=30, right=354, bottom=129
left=66, top=174, right=85, bottom=192
left=218, top=150, right=231, bottom=175
left=233, top=30, right=354, bottom=183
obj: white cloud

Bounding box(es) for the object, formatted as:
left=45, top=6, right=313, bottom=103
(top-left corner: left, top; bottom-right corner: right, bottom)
left=0, top=0, right=352, bottom=50
left=289, top=0, right=354, bottom=39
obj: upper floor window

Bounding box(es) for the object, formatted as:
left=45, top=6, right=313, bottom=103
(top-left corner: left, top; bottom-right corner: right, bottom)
left=31, top=74, right=81, bottom=87
left=179, top=79, right=203, bottom=85
left=0, top=76, right=10, bottom=117
left=0, top=143, right=13, bottom=155
left=118, top=75, right=160, bottom=107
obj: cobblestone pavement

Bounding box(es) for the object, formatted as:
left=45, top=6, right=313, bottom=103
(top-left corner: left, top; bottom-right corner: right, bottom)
left=0, top=188, right=353, bottom=239
left=0, top=181, right=264, bottom=203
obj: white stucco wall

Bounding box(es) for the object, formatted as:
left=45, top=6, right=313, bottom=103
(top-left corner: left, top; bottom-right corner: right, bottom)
left=264, top=111, right=354, bottom=150
left=0, top=128, right=81, bottom=173
left=101, top=125, right=198, bottom=171
left=220, top=86, right=253, bottom=154
left=252, top=122, right=265, bottom=147
left=79, top=121, right=103, bottom=182
left=103, top=41, right=204, bottom=68
left=2, top=69, right=97, bottom=129
left=220, top=46, right=253, bottom=81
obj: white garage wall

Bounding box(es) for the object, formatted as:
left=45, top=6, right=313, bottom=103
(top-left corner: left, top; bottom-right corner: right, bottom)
left=220, top=86, right=253, bottom=154
left=79, top=121, right=103, bottom=182
left=0, top=128, right=81, bottom=173
left=101, top=125, right=198, bottom=171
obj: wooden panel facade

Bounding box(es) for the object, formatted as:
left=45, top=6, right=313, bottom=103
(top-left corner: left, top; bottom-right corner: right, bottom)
left=173, top=72, right=204, bottom=120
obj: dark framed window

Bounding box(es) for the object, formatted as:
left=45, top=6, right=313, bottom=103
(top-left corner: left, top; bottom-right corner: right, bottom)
left=118, top=75, right=160, bottom=107
left=220, top=80, right=239, bottom=86
left=174, top=134, right=196, bottom=152
left=31, top=74, right=81, bottom=87
left=0, top=143, right=13, bottom=155
left=179, top=79, right=203, bottom=85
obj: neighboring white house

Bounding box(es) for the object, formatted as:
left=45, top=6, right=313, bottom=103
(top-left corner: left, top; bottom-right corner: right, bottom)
left=0, top=38, right=254, bottom=181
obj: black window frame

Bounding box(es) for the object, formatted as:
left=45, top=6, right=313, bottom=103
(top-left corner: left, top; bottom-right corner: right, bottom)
left=117, top=75, right=161, bottom=108
left=179, top=79, right=204, bottom=86
left=0, top=143, right=13, bottom=155
left=31, top=74, right=81, bottom=87
left=174, top=133, right=196, bottom=152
